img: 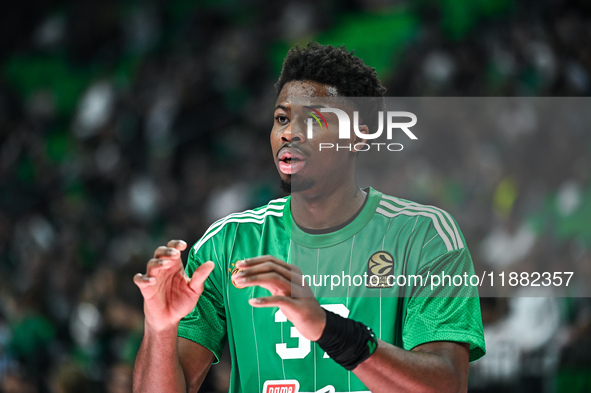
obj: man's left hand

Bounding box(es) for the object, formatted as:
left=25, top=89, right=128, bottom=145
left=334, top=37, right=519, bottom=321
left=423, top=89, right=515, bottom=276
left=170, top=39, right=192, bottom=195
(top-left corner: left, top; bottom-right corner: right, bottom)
left=232, top=255, right=326, bottom=341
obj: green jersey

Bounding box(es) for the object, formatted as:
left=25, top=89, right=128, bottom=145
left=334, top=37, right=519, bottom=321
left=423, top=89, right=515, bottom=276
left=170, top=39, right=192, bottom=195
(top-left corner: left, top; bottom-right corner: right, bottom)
left=179, top=187, right=485, bottom=393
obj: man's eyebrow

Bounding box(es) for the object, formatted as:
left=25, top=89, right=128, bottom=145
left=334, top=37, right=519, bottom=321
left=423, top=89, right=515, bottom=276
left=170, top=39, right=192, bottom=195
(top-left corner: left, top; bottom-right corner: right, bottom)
left=305, top=104, right=328, bottom=109
left=274, top=103, right=328, bottom=112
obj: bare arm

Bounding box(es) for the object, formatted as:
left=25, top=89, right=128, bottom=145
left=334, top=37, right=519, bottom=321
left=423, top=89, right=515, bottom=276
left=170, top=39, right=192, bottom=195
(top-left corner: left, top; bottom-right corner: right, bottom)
left=132, top=240, right=215, bottom=393
left=133, top=326, right=187, bottom=392
left=178, top=338, right=215, bottom=392
left=353, top=340, right=470, bottom=393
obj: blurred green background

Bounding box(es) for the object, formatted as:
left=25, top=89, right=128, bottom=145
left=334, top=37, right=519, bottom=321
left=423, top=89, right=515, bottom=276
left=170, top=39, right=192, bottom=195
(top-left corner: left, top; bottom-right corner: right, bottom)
left=1, top=0, right=590, bottom=392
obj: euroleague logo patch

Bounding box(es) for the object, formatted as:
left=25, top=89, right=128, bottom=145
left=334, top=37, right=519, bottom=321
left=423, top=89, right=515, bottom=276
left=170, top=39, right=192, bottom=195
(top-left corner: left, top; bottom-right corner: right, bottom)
left=366, top=251, right=394, bottom=288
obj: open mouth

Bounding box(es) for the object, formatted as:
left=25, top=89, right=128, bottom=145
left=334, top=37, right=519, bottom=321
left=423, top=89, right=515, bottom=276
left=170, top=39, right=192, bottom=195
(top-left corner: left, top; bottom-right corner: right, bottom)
left=280, top=157, right=302, bottom=164
left=278, top=154, right=305, bottom=175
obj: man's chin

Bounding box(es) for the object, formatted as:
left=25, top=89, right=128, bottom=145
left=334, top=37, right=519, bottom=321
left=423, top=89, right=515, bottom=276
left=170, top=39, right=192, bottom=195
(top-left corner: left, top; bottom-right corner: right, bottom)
left=280, top=176, right=315, bottom=194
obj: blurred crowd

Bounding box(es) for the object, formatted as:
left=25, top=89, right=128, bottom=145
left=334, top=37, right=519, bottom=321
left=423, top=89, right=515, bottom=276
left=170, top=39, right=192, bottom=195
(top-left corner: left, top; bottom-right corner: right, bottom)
left=1, top=0, right=590, bottom=392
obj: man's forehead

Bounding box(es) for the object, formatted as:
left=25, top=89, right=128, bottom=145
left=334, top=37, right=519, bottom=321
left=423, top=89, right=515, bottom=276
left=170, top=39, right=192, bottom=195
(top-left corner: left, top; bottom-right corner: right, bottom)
left=276, top=80, right=350, bottom=109
left=278, top=80, right=338, bottom=99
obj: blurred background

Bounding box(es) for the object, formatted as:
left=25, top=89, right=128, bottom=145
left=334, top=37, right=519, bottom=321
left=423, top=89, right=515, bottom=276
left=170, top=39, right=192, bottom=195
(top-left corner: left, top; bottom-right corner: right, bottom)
left=1, top=0, right=590, bottom=392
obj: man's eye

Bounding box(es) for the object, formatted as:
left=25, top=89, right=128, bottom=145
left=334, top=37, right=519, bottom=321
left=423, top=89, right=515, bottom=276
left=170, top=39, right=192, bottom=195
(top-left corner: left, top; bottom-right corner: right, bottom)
left=275, top=115, right=289, bottom=124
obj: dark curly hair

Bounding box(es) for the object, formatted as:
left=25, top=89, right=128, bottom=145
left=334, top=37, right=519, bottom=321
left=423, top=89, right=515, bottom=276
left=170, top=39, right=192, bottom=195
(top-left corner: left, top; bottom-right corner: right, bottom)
left=275, top=42, right=386, bottom=98
left=276, top=43, right=386, bottom=133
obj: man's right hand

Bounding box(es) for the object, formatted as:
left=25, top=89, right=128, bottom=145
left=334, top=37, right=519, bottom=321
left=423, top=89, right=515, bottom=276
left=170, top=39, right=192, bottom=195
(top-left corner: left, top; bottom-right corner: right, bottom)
left=133, top=239, right=215, bottom=332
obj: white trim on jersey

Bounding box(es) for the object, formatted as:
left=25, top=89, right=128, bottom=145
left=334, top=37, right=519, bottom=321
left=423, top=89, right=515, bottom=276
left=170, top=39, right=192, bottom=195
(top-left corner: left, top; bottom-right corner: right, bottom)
left=193, top=197, right=287, bottom=254
left=376, top=204, right=456, bottom=252
left=202, top=196, right=286, bottom=230
left=382, top=195, right=464, bottom=249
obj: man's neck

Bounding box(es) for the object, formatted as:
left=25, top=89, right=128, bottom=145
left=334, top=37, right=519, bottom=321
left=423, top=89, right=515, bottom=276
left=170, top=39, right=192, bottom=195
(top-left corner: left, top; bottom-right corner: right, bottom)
left=291, top=182, right=368, bottom=230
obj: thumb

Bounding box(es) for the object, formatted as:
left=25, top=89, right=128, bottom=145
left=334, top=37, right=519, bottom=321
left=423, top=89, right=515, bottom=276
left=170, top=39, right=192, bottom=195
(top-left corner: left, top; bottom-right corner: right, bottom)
left=189, top=261, right=215, bottom=293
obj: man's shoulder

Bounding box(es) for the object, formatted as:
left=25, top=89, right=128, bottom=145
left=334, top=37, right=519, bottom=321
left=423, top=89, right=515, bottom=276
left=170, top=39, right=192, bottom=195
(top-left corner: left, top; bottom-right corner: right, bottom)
left=192, top=196, right=289, bottom=254
left=212, top=195, right=289, bottom=225
left=374, top=189, right=457, bottom=223
left=372, top=189, right=465, bottom=253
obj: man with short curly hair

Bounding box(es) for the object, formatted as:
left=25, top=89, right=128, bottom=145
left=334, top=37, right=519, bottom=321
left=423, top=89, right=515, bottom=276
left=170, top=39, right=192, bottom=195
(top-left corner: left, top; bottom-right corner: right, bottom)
left=276, top=42, right=387, bottom=96
left=133, top=42, right=485, bottom=393
left=277, top=43, right=386, bottom=137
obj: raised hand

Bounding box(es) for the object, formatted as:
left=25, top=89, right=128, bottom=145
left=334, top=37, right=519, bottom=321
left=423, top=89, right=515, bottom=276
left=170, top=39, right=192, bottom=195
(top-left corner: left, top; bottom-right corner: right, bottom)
left=134, top=240, right=214, bottom=332
left=232, top=255, right=326, bottom=341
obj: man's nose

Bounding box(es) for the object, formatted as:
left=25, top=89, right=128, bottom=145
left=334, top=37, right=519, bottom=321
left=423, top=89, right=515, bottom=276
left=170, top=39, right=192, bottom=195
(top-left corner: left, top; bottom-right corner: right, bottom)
left=281, top=116, right=307, bottom=143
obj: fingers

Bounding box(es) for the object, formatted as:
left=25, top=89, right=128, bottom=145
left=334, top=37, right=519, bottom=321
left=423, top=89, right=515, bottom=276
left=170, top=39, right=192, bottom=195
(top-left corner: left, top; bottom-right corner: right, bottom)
left=235, top=260, right=296, bottom=282
left=167, top=239, right=187, bottom=251
left=237, top=255, right=293, bottom=271
left=147, top=240, right=187, bottom=276
left=134, top=257, right=182, bottom=294
left=146, top=257, right=181, bottom=276
left=234, top=255, right=301, bottom=285
left=234, top=271, right=313, bottom=298
left=233, top=266, right=298, bottom=296
left=154, top=245, right=182, bottom=259
left=134, top=240, right=189, bottom=291
left=233, top=270, right=290, bottom=290
left=189, top=261, right=215, bottom=293
left=133, top=272, right=155, bottom=288
left=248, top=295, right=294, bottom=308
left=233, top=256, right=307, bottom=296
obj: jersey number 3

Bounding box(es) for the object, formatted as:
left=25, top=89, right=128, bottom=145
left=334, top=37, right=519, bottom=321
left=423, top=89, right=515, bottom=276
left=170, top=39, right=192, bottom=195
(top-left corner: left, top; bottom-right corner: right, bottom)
left=274, top=304, right=350, bottom=360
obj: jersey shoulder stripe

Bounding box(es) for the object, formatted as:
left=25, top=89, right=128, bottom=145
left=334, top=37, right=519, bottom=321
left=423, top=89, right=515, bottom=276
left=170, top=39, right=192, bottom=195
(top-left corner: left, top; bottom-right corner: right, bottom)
left=193, top=197, right=288, bottom=253
left=207, top=197, right=287, bottom=229
left=383, top=195, right=464, bottom=249
left=376, top=195, right=463, bottom=252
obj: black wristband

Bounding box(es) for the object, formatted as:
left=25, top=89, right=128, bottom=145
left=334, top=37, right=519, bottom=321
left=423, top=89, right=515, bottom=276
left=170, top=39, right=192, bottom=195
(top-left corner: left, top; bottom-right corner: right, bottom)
left=315, top=310, right=378, bottom=371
